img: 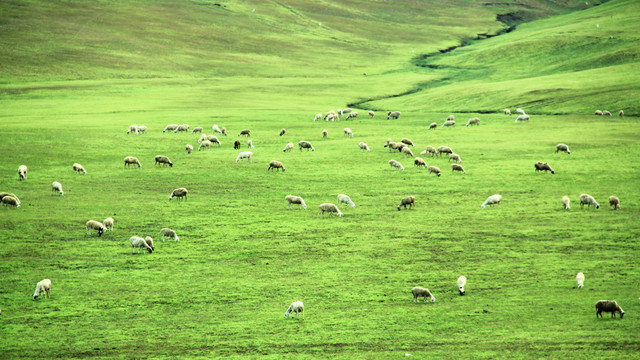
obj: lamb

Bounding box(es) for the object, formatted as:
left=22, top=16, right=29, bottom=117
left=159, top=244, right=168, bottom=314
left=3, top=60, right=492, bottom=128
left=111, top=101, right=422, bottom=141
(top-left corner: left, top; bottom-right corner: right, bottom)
left=207, top=135, right=222, bottom=146
left=414, top=157, right=427, bottom=168
left=318, top=203, right=342, bottom=217
left=428, top=166, right=441, bottom=177
left=337, top=194, right=356, bottom=209
left=387, top=111, right=401, bottom=120
left=155, top=155, right=173, bottom=167
left=51, top=181, right=64, bottom=196
left=298, top=141, right=315, bottom=151
left=421, top=145, right=438, bottom=157
left=555, top=144, right=570, bottom=154
left=247, top=139, right=254, bottom=148
left=2, top=195, right=21, bottom=208
left=595, top=300, right=624, bottom=318
left=465, top=117, right=480, bottom=126
left=313, top=113, right=322, bottom=122
left=358, top=142, right=370, bottom=152
left=515, top=114, right=530, bottom=123
left=595, top=110, right=603, bottom=116
left=618, top=110, right=624, bottom=117
left=322, top=129, right=328, bottom=138
left=516, top=108, right=525, bottom=115
left=457, top=276, right=467, bottom=295
left=397, top=196, right=415, bottom=210
left=429, top=122, right=437, bottom=130
left=174, top=124, right=189, bottom=133
left=562, top=196, right=570, bottom=210
left=369, top=110, right=375, bottom=118
left=124, top=156, right=142, bottom=168
left=481, top=194, right=502, bottom=209
left=411, top=287, right=435, bottom=303
left=437, top=146, right=453, bottom=156
left=33, top=279, right=52, bottom=300
left=344, top=128, right=353, bottom=137
left=212, top=124, right=222, bottom=134
left=161, top=228, right=180, bottom=242
left=192, top=126, right=203, bottom=134
left=609, top=196, right=620, bottom=210
left=388, top=160, right=404, bottom=171
left=345, top=111, right=358, bottom=120
left=449, top=153, right=462, bottom=163
left=86, top=220, right=105, bottom=236
left=126, top=125, right=138, bottom=134
left=602, top=110, right=612, bottom=116
left=579, top=194, right=599, bottom=209
left=235, top=151, right=253, bottom=163
left=534, top=161, right=554, bottom=174
left=285, top=195, right=307, bottom=209
left=163, top=124, right=179, bottom=133
left=169, top=188, right=188, bottom=201
left=285, top=301, right=304, bottom=320
left=576, top=272, right=584, bottom=289
left=137, top=125, right=147, bottom=134
left=130, top=236, right=153, bottom=254
left=103, top=217, right=114, bottom=231
left=442, top=120, right=456, bottom=127
left=401, top=147, right=414, bottom=157
left=451, top=164, right=466, bottom=174
left=185, top=144, right=193, bottom=154
left=447, top=115, right=455, bottom=121
left=401, top=138, right=415, bottom=147
left=18, top=165, right=27, bottom=181
left=268, top=160, right=286, bottom=172
left=279, top=128, right=287, bottom=136
left=504, top=109, right=511, bottom=115
left=198, top=140, right=212, bottom=151
left=72, top=163, right=87, bottom=175
left=282, top=142, right=294, bottom=152
left=221, top=127, right=227, bottom=136
left=234, top=140, right=241, bottom=149
left=238, top=129, right=251, bottom=137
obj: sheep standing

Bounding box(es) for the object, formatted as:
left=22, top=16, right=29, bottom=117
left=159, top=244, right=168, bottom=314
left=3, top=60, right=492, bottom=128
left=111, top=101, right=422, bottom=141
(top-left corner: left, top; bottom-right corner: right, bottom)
left=337, top=194, right=356, bottom=209
left=285, top=301, right=304, bottom=320
left=285, top=195, right=307, bottom=209
left=447, top=115, right=455, bottom=121
left=515, top=115, right=530, bottom=124
left=169, top=188, right=188, bottom=201
left=221, top=127, right=227, bottom=136
left=268, top=160, right=286, bottom=172
left=609, top=196, right=620, bottom=210
left=414, top=157, right=427, bottom=168
left=411, top=287, right=435, bottom=303
left=481, top=194, right=502, bottom=209
left=358, top=142, right=370, bottom=152
left=124, top=156, right=142, bottom=168
left=212, top=124, right=222, bottom=134
left=238, top=129, right=251, bottom=137
left=137, top=125, right=147, bottom=134
left=555, top=144, right=570, bottom=154
left=278, top=128, right=286, bottom=136
left=618, top=110, right=624, bottom=117
left=504, top=109, right=511, bottom=115
left=421, top=146, right=438, bottom=157
left=437, top=146, right=453, bottom=156
left=207, top=135, right=222, bottom=146
left=33, top=279, right=52, bottom=300
left=130, top=236, right=153, bottom=254
left=398, top=196, right=415, bottom=210
left=344, top=128, right=353, bottom=137
left=595, top=110, right=603, bottom=116
left=318, top=203, right=342, bottom=217
left=126, top=125, right=138, bottom=134
left=516, top=108, right=525, bottom=115
left=401, top=147, right=414, bottom=157
left=198, top=133, right=208, bottom=143
left=73, top=163, right=87, bottom=175
left=429, top=122, right=437, bottom=130
left=457, top=276, right=467, bottom=295
left=185, top=144, right=193, bottom=154
left=103, top=217, right=114, bottom=231
left=579, top=194, right=599, bottom=209
left=145, top=236, right=155, bottom=251
left=247, top=139, right=254, bottom=148
left=576, top=272, right=584, bottom=289
left=161, top=228, right=180, bottom=242
left=595, top=300, right=624, bottom=318
left=86, top=220, right=105, bottom=236
left=534, top=161, right=554, bottom=174
left=345, top=112, right=358, bottom=120
left=451, top=164, right=465, bottom=174
left=465, top=117, right=480, bottom=126
left=235, top=151, right=253, bottom=163
left=18, top=165, right=27, bottom=181
left=298, top=141, right=315, bottom=151
left=401, top=138, right=415, bottom=147
left=163, top=124, right=179, bottom=133
left=602, top=110, right=612, bottom=116
left=428, top=166, right=441, bottom=177
left=313, top=113, right=322, bottom=122
left=234, top=140, right=241, bottom=149
left=388, top=160, right=404, bottom=171
left=174, top=124, right=189, bottom=133
left=51, top=181, right=64, bottom=196
left=322, top=129, right=328, bottom=138
left=387, top=111, right=401, bottom=120
left=154, top=155, right=173, bottom=167
left=369, top=111, right=375, bottom=118
left=198, top=140, right=212, bottom=151
left=283, top=143, right=294, bottom=152
left=385, top=142, right=405, bottom=152
left=2, top=195, right=21, bottom=208
left=562, top=196, right=570, bottom=210
left=442, top=120, right=456, bottom=128
left=449, top=153, right=462, bottom=163
left=191, top=126, right=203, bottom=134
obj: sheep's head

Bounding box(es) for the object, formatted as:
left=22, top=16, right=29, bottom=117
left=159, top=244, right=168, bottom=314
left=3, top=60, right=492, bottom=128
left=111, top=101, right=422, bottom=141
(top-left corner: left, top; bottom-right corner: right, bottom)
left=169, top=163, right=173, bottom=167
left=33, top=294, right=38, bottom=300
left=60, top=191, right=64, bottom=196
left=431, top=296, right=436, bottom=303
left=97, top=228, right=103, bottom=237
left=595, top=204, right=600, bottom=209
left=620, top=311, right=624, bottom=318
left=459, top=288, right=465, bottom=296
left=147, top=247, right=153, bottom=254
left=481, top=204, right=486, bottom=210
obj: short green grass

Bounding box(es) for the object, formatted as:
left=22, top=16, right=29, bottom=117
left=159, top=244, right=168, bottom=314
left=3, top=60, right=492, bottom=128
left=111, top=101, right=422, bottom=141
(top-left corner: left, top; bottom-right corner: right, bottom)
left=1, top=0, right=639, bottom=358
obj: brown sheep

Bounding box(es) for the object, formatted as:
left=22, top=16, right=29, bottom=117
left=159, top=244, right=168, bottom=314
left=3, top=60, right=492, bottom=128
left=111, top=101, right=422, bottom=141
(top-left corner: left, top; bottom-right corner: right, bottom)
left=234, top=140, right=241, bottom=149
left=609, top=196, right=620, bottom=210
left=397, top=196, right=415, bottom=211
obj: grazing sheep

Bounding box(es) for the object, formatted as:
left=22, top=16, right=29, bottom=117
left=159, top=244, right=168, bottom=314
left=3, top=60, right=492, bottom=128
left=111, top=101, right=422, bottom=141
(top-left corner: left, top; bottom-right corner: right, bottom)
left=401, top=147, right=414, bottom=157
left=191, top=126, right=203, bottom=134
left=481, top=194, right=502, bottom=209
left=2, top=195, right=21, bottom=208
left=169, top=188, right=188, bottom=201
left=161, top=228, right=180, bottom=242
left=595, top=300, right=624, bottom=319
left=516, top=108, right=525, bottom=115
left=328, top=113, right=339, bottom=122
left=238, top=129, right=251, bottom=137
left=515, top=114, right=530, bottom=124
left=562, top=196, right=570, bottom=210
left=451, top=164, right=466, bottom=174
left=345, top=111, right=358, bottom=120
left=51, top=181, right=64, bottom=196
left=198, top=140, right=212, bottom=151
left=337, top=194, right=356, bottom=209
left=221, top=127, right=227, bottom=136
left=429, top=122, right=437, bottom=130
left=18, top=165, right=27, bottom=181
left=457, top=276, right=467, bottom=295
left=126, top=125, right=138, bottom=134
left=449, top=153, right=462, bottom=163
left=344, top=128, right=353, bottom=137
left=73, top=163, right=87, bottom=175
left=388, top=160, right=405, bottom=171
left=369, top=110, right=375, bottom=118
left=343, top=108, right=352, bottom=114
left=103, top=217, right=114, bottom=231
left=234, top=140, right=241, bottom=150
left=397, top=196, right=415, bottom=210
left=576, top=272, right=584, bottom=289
left=0, top=192, right=19, bottom=201
left=387, top=111, right=401, bottom=120
left=618, top=110, right=624, bottom=117
left=358, top=142, right=370, bottom=152
left=145, top=236, right=155, bottom=251
left=414, top=157, right=427, bottom=168
left=285, top=301, right=304, bottom=320
left=298, top=141, right=315, bottom=151
left=324, top=111, right=336, bottom=121
left=235, top=151, right=253, bottom=163
left=185, top=144, right=193, bottom=154
left=318, top=203, right=342, bottom=217
left=401, top=138, right=415, bottom=147
left=421, top=145, right=438, bottom=157
left=595, top=110, right=603, bottom=116
left=124, top=156, right=142, bottom=168
left=322, top=129, right=328, bottom=138
left=247, top=139, right=254, bottom=148
left=579, top=194, right=599, bottom=209
left=411, top=287, right=435, bottom=303
left=282, top=142, right=294, bottom=152
left=534, top=161, right=554, bottom=174
left=285, top=195, right=307, bottom=209
left=314, top=113, right=322, bottom=122
left=198, top=133, right=207, bottom=143
left=163, top=124, right=179, bottom=133
left=504, top=109, right=511, bottom=115
left=337, top=109, right=343, bottom=117
left=428, top=166, right=441, bottom=177
left=465, top=117, right=480, bottom=126
left=212, top=124, right=222, bottom=134
left=385, top=142, right=405, bottom=152
left=130, top=236, right=153, bottom=254
left=154, top=155, right=173, bottom=167
left=33, top=279, right=52, bottom=300
left=602, top=110, right=612, bottom=116
left=279, top=128, right=287, bottom=136
left=268, top=160, right=286, bottom=172
left=86, top=220, right=104, bottom=236
left=447, top=115, right=455, bottom=121
left=207, top=135, right=222, bottom=146
left=137, top=125, right=147, bottom=134
left=442, top=120, right=456, bottom=128
left=437, top=146, right=453, bottom=156
left=555, top=144, right=570, bottom=154
left=174, top=124, right=189, bottom=133
left=609, top=196, right=620, bottom=210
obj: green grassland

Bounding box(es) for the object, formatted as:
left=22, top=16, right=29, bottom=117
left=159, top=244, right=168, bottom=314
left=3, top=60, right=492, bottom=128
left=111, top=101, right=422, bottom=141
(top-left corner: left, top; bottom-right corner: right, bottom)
left=1, top=0, right=639, bottom=358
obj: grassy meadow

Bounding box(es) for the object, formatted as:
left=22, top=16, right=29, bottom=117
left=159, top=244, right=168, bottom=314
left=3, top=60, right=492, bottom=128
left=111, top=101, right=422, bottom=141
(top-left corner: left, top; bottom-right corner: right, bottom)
left=1, top=0, right=639, bottom=358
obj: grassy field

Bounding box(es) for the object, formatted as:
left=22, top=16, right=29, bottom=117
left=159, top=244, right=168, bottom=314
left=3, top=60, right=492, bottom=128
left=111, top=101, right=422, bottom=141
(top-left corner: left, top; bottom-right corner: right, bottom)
left=1, top=0, right=639, bottom=358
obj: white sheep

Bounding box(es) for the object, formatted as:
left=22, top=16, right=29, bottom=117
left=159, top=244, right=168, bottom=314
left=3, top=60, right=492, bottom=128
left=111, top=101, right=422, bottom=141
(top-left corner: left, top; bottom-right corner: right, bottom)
left=504, top=109, right=511, bottom=115
left=401, top=147, right=414, bottom=157
left=247, top=139, right=254, bottom=148
left=192, top=126, right=203, bottom=134
left=562, top=196, right=570, bottom=210
left=447, top=115, right=455, bottom=121
left=174, top=124, right=189, bottom=133
left=343, top=108, right=352, bottom=115
left=103, top=217, right=114, bottom=231
left=437, top=146, right=453, bottom=156
left=481, top=194, right=502, bottom=209
left=169, top=188, right=188, bottom=201
left=385, top=142, right=405, bottom=152
left=130, top=236, right=153, bottom=254
left=429, top=122, right=437, bottom=130
left=124, top=156, right=142, bottom=168
left=326, top=113, right=338, bottom=122
left=155, top=155, right=173, bottom=167
left=236, top=151, right=253, bottom=163
left=163, top=124, right=179, bottom=133
left=609, top=196, right=620, bottom=210
left=51, top=181, right=64, bottom=196
left=212, top=124, right=222, bottom=134
left=579, top=194, right=599, bottom=209
left=126, top=125, right=138, bottom=134
left=449, top=153, right=462, bottom=163
left=86, top=220, right=105, bottom=236
left=285, top=301, right=304, bottom=319
left=515, top=114, right=530, bottom=123
left=398, top=196, right=415, bottom=210
left=313, top=113, right=322, bottom=122
left=185, top=144, right=193, bottom=154
left=344, top=128, right=353, bottom=137
left=345, top=111, right=359, bottom=120
left=285, top=195, right=307, bottom=209
left=283, top=143, right=294, bottom=152
left=137, top=125, right=147, bottom=134
left=451, top=164, right=466, bottom=174
left=428, top=166, right=441, bottom=177
left=337, top=109, right=343, bottom=117
left=318, top=203, right=342, bottom=217
left=516, top=108, right=525, bottom=115
left=442, top=120, right=456, bottom=127
left=358, top=142, right=370, bottom=152
left=2, top=195, right=21, bottom=208
left=207, top=135, right=222, bottom=146
left=411, top=287, right=435, bottom=303
left=161, top=228, right=180, bottom=242
left=595, top=110, right=603, bottom=116
left=602, top=110, right=612, bottom=116
left=465, top=117, right=480, bottom=126
left=576, top=272, right=584, bottom=289
left=18, top=165, right=27, bottom=181
left=555, top=144, right=570, bottom=154
left=268, top=160, right=286, bottom=172
left=73, top=163, right=87, bottom=175
left=421, top=146, right=438, bottom=157
left=322, top=129, right=328, bottom=138
left=221, top=127, right=227, bottom=136
left=414, top=157, right=427, bottom=168
left=388, top=160, right=404, bottom=171
left=618, top=110, right=624, bottom=117
left=457, top=276, right=467, bottom=295
left=33, top=279, right=52, bottom=300
left=298, top=141, right=315, bottom=151
left=198, top=140, right=212, bottom=151
left=401, top=138, right=415, bottom=147
left=369, top=110, right=375, bottom=118
left=337, top=194, right=356, bottom=208
left=198, top=133, right=208, bottom=143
